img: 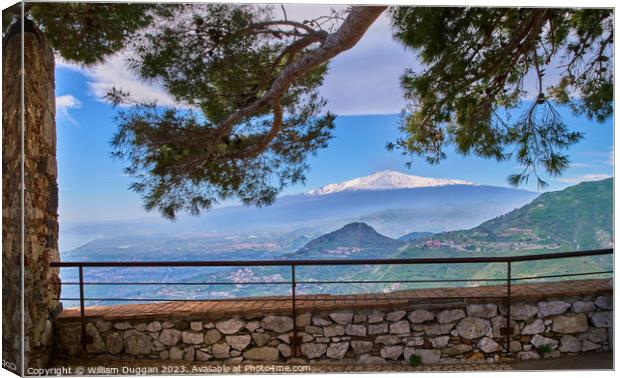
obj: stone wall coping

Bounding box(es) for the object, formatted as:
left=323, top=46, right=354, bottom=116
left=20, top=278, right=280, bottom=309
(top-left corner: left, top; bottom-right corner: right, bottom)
left=56, top=278, right=612, bottom=323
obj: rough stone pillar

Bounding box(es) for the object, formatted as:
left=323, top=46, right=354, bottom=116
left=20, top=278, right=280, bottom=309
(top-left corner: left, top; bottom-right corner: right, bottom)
left=2, top=18, right=24, bottom=376
left=2, top=18, right=61, bottom=372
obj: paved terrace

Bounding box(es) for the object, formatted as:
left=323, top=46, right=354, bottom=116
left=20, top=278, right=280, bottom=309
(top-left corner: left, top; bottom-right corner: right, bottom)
left=57, top=278, right=612, bottom=322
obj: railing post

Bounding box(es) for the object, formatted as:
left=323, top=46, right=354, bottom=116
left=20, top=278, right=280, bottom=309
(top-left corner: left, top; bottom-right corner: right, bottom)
left=291, top=264, right=300, bottom=357
left=505, top=261, right=512, bottom=352
left=79, top=265, right=87, bottom=355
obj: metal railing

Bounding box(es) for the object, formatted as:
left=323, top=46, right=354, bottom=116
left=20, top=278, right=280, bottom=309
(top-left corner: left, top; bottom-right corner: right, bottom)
left=50, top=248, right=613, bottom=356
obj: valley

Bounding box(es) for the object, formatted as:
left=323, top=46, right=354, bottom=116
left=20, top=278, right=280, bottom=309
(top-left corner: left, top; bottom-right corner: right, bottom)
left=57, top=173, right=613, bottom=307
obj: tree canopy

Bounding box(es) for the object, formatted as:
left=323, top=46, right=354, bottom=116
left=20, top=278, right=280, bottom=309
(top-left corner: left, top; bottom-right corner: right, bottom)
left=3, top=3, right=171, bottom=64
left=8, top=4, right=614, bottom=219
left=390, top=7, right=613, bottom=187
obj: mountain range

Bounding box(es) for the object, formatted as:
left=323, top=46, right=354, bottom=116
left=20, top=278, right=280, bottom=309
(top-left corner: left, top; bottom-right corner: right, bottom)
left=58, top=174, right=612, bottom=305
left=60, top=171, right=538, bottom=251
left=208, top=178, right=613, bottom=297
left=438, top=178, right=614, bottom=252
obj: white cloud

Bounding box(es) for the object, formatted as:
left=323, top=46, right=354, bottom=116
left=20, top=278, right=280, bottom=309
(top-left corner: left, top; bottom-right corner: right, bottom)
left=56, top=94, right=81, bottom=125
left=557, top=173, right=612, bottom=184
left=85, top=53, right=177, bottom=106
left=56, top=53, right=176, bottom=107
left=54, top=6, right=406, bottom=115
left=56, top=94, right=81, bottom=110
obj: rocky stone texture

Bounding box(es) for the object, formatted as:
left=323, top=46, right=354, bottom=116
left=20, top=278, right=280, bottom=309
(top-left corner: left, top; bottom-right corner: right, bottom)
left=531, top=334, right=558, bottom=350
left=456, top=317, right=491, bottom=339
left=408, top=310, right=434, bottom=323
left=380, top=345, right=403, bottom=360
left=572, top=301, right=595, bottom=313
left=244, top=347, right=279, bottom=361
left=326, top=342, right=349, bottom=359
left=522, top=319, right=545, bottom=335
left=559, top=335, right=581, bottom=353
left=212, top=343, right=230, bottom=359
left=589, top=311, right=612, bottom=328
left=351, top=340, right=373, bottom=354
left=595, top=296, right=612, bottom=310
left=329, top=312, right=354, bottom=325
left=182, top=331, right=204, bottom=345
left=55, top=294, right=612, bottom=365
left=538, top=301, right=571, bottom=318
left=226, top=335, right=251, bottom=351
left=3, top=20, right=61, bottom=371
left=437, top=309, right=465, bottom=324
left=478, top=337, right=501, bottom=353
left=216, top=318, right=245, bottom=335
left=159, top=329, right=181, bottom=346
left=405, top=348, right=441, bottom=364
left=466, top=304, right=497, bottom=319
left=384, top=311, right=405, bottom=322
left=301, top=343, right=326, bottom=359
left=106, top=333, right=124, bottom=355
left=389, top=320, right=410, bottom=334
left=345, top=324, right=366, bottom=336
left=262, top=316, right=293, bottom=333
left=124, top=330, right=153, bottom=355
left=552, top=314, right=588, bottom=333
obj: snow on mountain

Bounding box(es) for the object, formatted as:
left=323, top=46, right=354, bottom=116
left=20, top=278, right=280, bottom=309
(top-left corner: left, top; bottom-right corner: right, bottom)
left=307, top=170, right=476, bottom=196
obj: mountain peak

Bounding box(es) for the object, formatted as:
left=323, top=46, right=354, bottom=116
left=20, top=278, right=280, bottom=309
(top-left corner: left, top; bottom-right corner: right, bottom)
left=293, top=222, right=405, bottom=259
left=307, top=170, right=475, bottom=196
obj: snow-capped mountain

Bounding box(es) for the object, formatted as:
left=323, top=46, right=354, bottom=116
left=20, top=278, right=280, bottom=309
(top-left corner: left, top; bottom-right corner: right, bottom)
left=307, top=170, right=475, bottom=196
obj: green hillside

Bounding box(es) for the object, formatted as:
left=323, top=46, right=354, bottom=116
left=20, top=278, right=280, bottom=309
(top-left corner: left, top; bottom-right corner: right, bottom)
left=438, top=178, right=613, bottom=251
left=290, top=222, right=405, bottom=259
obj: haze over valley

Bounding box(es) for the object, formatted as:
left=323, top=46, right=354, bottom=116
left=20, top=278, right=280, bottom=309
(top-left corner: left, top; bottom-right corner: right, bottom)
left=58, top=173, right=613, bottom=306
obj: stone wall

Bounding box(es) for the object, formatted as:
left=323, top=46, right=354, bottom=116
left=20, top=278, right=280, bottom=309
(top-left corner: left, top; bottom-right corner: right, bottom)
left=2, top=18, right=25, bottom=375
left=2, top=19, right=61, bottom=372
left=54, top=294, right=613, bottom=365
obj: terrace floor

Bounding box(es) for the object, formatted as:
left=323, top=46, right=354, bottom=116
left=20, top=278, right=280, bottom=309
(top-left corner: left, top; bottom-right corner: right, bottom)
left=57, top=278, right=613, bottom=322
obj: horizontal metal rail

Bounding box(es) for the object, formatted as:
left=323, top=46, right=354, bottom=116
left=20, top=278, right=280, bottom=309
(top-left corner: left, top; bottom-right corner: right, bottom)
left=51, top=248, right=613, bottom=356
left=50, top=248, right=612, bottom=267
left=52, top=270, right=613, bottom=286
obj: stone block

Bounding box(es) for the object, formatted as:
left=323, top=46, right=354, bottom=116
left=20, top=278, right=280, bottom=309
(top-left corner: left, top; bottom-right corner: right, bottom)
left=386, top=311, right=407, bottom=322
left=456, top=317, right=491, bottom=339
left=326, top=342, right=349, bottom=359
left=123, top=330, right=153, bottom=355
left=345, top=324, right=366, bottom=336
left=368, top=323, right=389, bottom=335
left=262, top=316, right=293, bottom=333
left=216, top=318, right=245, bottom=335
left=243, top=346, right=279, bottom=361
left=552, top=314, right=588, bottom=333
left=329, top=312, right=354, bottom=325
left=389, top=320, right=410, bottom=334
left=351, top=340, right=373, bottom=355
left=466, top=304, right=497, bottom=319
left=437, top=309, right=466, bottom=324
left=380, top=345, right=403, bottom=360
left=408, top=310, right=435, bottom=324
left=226, top=335, right=251, bottom=351
left=538, top=301, right=571, bottom=318
left=301, top=343, right=327, bottom=359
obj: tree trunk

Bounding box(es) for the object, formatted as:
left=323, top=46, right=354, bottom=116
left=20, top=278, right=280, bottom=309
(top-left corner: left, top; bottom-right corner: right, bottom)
left=2, top=18, right=61, bottom=372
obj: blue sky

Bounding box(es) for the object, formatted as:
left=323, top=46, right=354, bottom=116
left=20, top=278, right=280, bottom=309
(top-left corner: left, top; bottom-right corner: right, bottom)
left=54, top=5, right=614, bottom=223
